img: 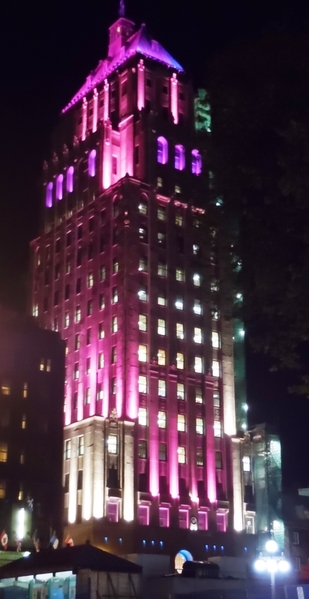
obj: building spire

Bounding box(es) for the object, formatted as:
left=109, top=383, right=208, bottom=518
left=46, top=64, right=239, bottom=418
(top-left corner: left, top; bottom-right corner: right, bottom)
left=119, top=0, right=125, bottom=17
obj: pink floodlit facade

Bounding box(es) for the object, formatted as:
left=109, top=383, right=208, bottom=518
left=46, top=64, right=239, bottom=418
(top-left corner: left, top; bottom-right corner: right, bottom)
left=30, top=7, right=243, bottom=550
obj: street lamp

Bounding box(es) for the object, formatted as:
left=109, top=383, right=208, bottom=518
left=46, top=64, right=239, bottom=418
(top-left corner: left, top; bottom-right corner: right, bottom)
left=253, top=540, right=290, bottom=599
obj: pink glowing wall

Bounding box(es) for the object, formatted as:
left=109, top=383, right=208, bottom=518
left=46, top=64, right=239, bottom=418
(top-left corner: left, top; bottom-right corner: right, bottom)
left=137, top=59, right=145, bottom=111
left=170, top=73, right=179, bottom=125
left=92, top=89, right=98, bottom=133
left=205, top=375, right=216, bottom=503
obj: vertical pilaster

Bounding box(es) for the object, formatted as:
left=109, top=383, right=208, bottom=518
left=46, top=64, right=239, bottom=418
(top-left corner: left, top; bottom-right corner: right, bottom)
left=123, top=421, right=135, bottom=521
left=170, top=73, right=179, bottom=124
left=137, top=59, right=145, bottom=111
left=205, top=375, right=216, bottom=503
left=232, top=437, right=244, bottom=531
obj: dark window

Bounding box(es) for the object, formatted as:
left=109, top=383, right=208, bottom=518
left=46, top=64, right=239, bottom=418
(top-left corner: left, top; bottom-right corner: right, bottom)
left=88, top=243, right=94, bottom=260
left=66, top=233, right=71, bottom=247
left=77, top=226, right=83, bottom=240
left=179, top=92, right=185, bottom=101
left=44, top=270, right=50, bottom=285
left=77, top=249, right=82, bottom=266
left=162, top=106, right=169, bottom=120
left=122, top=81, right=128, bottom=96
left=55, top=239, right=61, bottom=253
left=159, top=443, right=167, bottom=461
left=76, top=278, right=81, bottom=294
left=100, top=235, right=105, bottom=253
left=87, top=329, right=91, bottom=345
left=146, top=78, right=152, bottom=87
left=55, top=264, right=60, bottom=279
left=101, top=210, right=106, bottom=224
left=77, top=470, right=83, bottom=490
left=73, top=392, right=78, bottom=409
left=196, top=448, right=204, bottom=466
left=135, top=146, right=139, bottom=164
left=65, top=284, right=70, bottom=300
left=64, top=473, right=69, bottom=493
left=215, top=451, right=222, bottom=469
left=138, top=440, right=147, bottom=459
left=162, top=85, right=168, bottom=94
left=177, top=236, right=184, bottom=253
left=89, top=218, right=94, bottom=232
left=43, top=297, right=48, bottom=312
left=54, top=291, right=59, bottom=306
left=87, top=300, right=93, bottom=316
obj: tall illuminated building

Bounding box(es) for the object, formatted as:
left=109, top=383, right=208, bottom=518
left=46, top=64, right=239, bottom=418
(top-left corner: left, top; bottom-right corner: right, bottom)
left=30, top=3, right=254, bottom=557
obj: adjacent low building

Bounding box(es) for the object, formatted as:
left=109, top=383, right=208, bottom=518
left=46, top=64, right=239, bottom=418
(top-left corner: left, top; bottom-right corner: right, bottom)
left=0, top=311, right=65, bottom=549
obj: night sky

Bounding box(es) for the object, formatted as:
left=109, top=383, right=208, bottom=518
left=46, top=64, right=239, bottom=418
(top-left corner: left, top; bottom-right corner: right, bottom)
left=1, top=0, right=309, bottom=489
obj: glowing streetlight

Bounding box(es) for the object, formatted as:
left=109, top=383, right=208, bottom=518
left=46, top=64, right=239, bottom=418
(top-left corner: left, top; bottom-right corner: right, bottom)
left=253, top=539, right=290, bottom=599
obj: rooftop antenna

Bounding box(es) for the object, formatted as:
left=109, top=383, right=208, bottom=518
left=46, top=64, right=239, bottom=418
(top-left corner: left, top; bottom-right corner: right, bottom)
left=119, top=0, right=125, bottom=17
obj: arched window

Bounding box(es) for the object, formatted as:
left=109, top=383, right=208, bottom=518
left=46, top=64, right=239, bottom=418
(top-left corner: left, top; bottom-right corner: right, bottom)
left=46, top=182, right=53, bottom=208
left=88, top=149, right=96, bottom=177
left=56, top=174, right=63, bottom=200
left=175, top=144, right=185, bottom=171
left=192, top=149, right=202, bottom=175
left=66, top=166, right=74, bottom=193
left=157, top=137, right=168, bottom=165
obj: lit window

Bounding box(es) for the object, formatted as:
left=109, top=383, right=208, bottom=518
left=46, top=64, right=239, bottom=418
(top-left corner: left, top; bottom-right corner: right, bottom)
left=158, top=319, right=166, bottom=336
left=212, top=360, right=220, bottom=377
left=112, top=287, right=118, bottom=304
left=214, top=391, right=220, bottom=407
left=56, top=174, right=63, bottom=200
left=213, top=310, right=220, bottom=320
left=86, top=358, right=91, bottom=374
left=158, top=232, right=166, bottom=246
left=98, top=324, right=104, bottom=340
left=175, top=144, right=185, bottom=170
left=75, top=334, right=80, bottom=350
left=138, top=375, right=147, bottom=394
left=243, top=456, right=251, bottom=472
left=99, top=294, right=105, bottom=310
left=158, top=261, right=167, bottom=277
left=178, top=446, right=186, bottom=464
left=139, top=227, right=148, bottom=242
left=158, top=207, right=166, bottom=221
left=97, top=383, right=104, bottom=401
left=87, top=328, right=91, bottom=345
left=193, top=218, right=201, bottom=228
left=74, top=363, right=79, bottom=379
left=216, top=512, right=227, bottom=532
left=75, top=306, right=81, bottom=323
left=113, top=259, right=119, bottom=274
left=194, top=300, right=202, bottom=315
left=216, top=451, right=222, bottom=469
left=158, top=411, right=167, bottom=428
left=18, top=485, right=23, bottom=501
left=85, top=386, right=91, bottom=405
left=176, top=323, right=184, bottom=340
left=196, top=448, right=204, bottom=466
left=23, top=383, right=28, bottom=399
left=158, top=349, right=166, bottom=365
left=66, top=166, right=74, bottom=193
left=195, top=387, right=203, bottom=403
left=139, top=256, right=148, bottom=271
left=98, top=353, right=104, bottom=369
left=193, top=244, right=200, bottom=255
left=138, top=202, right=147, bottom=215
left=111, top=378, right=116, bottom=395
left=158, top=379, right=166, bottom=397
left=176, top=268, right=185, bottom=282
left=65, top=440, right=71, bottom=460
left=139, top=314, right=147, bottom=331
left=1, top=382, right=10, bottom=395
left=214, top=421, right=222, bottom=438
left=138, top=286, right=147, bottom=302
left=194, top=327, right=202, bottom=344
left=175, top=212, right=183, bottom=226
left=33, top=304, right=39, bottom=317
left=87, top=272, right=94, bottom=288
left=112, top=155, right=118, bottom=176
left=191, top=149, right=202, bottom=175
left=0, top=443, right=8, bottom=462
left=136, top=440, right=147, bottom=461
left=88, top=149, right=96, bottom=177
left=46, top=358, right=51, bottom=372
left=20, top=452, right=25, bottom=465
left=177, top=383, right=185, bottom=400
left=138, top=344, right=147, bottom=362
left=175, top=298, right=183, bottom=310
left=196, top=418, right=204, bottom=435
left=212, top=332, right=220, bottom=349
left=157, top=137, right=168, bottom=165
left=157, top=177, right=163, bottom=187
left=108, top=435, right=118, bottom=454
left=177, top=414, right=186, bottom=432
left=193, top=273, right=201, bottom=287
left=112, top=316, right=118, bottom=333
left=158, top=292, right=167, bottom=306
left=100, top=266, right=106, bottom=281
left=39, top=359, right=44, bottom=371
left=46, top=182, right=53, bottom=207
left=65, top=312, right=70, bottom=328
left=176, top=352, right=184, bottom=369
left=138, top=407, right=148, bottom=426
left=194, top=357, right=203, bottom=373
left=78, top=436, right=84, bottom=456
